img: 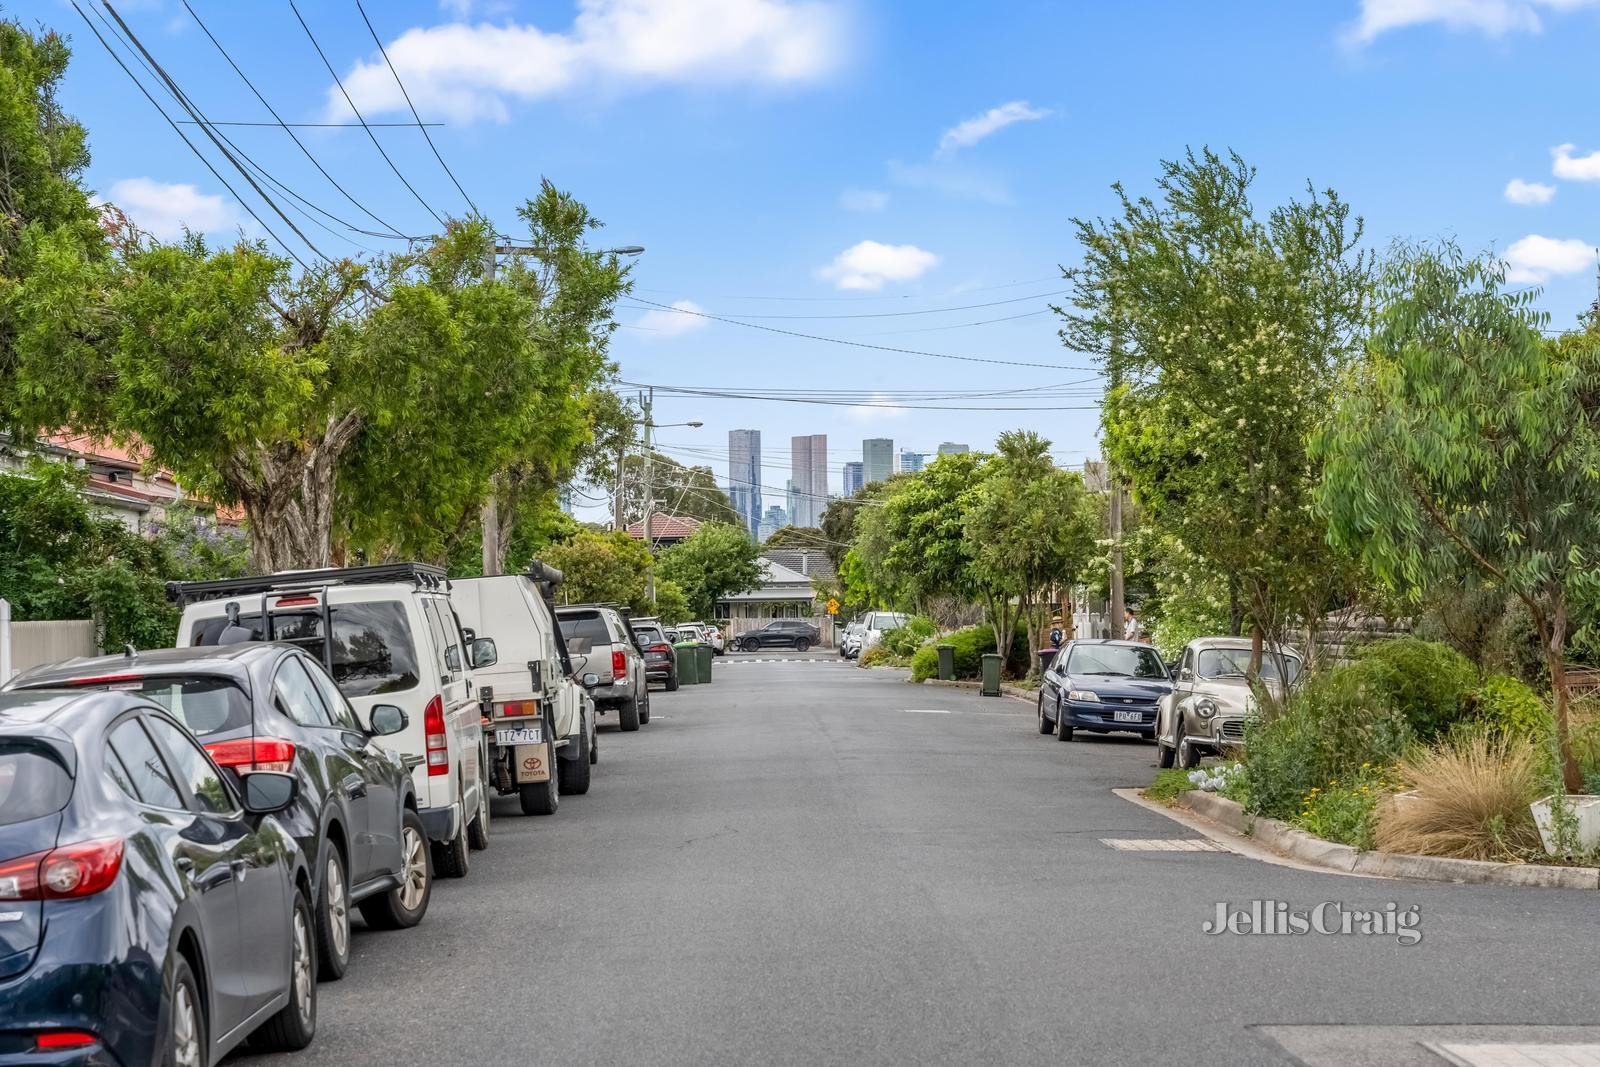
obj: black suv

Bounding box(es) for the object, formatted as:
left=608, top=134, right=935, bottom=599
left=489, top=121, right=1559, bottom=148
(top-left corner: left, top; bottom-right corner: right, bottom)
left=13, top=644, right=431, bottom=982
left=737, top=620, right=822, bottom=652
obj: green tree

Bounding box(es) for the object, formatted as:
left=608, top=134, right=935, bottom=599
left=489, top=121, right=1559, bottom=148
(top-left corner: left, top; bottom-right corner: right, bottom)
left=1058, top=148, right=1369, bottom=677
left=819, top=496, right=861, bottom=571
left=619, top=451, right=739, bottom=527
left=1317, top=245, right=1600, bottom=792
left=651, top=578, right=690, bottom=625
left=656, top=522, right=763, bottom=620
left=762, top=525, right=830, bottom=551
left=541, top=529, right=653, bottom=613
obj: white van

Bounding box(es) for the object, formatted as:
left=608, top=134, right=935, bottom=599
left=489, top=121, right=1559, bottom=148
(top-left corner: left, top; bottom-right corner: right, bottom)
left=451, top=568, right=596, bottom=817
left=171, top=564, right=490, bottom=880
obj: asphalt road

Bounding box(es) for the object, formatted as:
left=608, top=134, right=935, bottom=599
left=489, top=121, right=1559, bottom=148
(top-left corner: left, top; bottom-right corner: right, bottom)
left=247, top=660, right=1600, bottom=1067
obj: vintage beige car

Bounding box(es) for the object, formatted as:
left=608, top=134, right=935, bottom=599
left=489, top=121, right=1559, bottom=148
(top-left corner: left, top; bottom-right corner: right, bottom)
left=1154, top=637, right=1302, bottom=769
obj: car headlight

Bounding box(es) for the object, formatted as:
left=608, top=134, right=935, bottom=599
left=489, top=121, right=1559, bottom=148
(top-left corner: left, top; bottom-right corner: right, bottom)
left=1067, top=690, right=1100, bottom=702
left=1194, top=698, right=1218, bottom=719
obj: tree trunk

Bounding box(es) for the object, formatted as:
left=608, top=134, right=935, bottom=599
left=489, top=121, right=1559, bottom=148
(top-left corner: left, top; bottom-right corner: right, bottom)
left=1544, top=593, right=1584, bottom=794
left=230, top=412, right=362, bottom=573
left=1228, top=576, right=1243, bottom=637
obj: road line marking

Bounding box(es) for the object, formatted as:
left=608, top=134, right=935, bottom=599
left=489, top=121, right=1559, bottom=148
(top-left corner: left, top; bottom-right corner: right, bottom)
left=902, top=709, right=951, bottom=714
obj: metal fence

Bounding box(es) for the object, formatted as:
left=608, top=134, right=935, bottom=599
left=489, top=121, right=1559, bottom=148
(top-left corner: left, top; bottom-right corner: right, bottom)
left=1, top=601, right=99, bottom=681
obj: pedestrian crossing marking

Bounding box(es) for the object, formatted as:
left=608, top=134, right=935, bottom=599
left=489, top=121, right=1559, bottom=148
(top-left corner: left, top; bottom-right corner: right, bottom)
left=1099, top=838, right=1227, bottom=852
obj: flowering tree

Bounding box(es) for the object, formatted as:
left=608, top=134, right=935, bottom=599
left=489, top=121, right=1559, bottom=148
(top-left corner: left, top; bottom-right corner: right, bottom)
left=1057, top=148, right=1369, bottom=683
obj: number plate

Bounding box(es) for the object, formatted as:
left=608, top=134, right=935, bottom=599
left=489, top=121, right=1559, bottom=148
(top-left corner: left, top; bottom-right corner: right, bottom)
left=496, top=726, right=543, bottom=745
left=1113, top=710, right=1144, bottom=724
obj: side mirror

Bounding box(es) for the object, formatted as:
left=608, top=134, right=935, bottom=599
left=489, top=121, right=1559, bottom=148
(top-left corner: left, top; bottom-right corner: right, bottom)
left=241, top=771, right=298, bottom=814
left=581, top=672, right=601, bottom=689
left=368, top=704, right=408, bottom=737
left=470, top=637, right=498, bottom=668
left=1178, top=666, right=1194, bottom=681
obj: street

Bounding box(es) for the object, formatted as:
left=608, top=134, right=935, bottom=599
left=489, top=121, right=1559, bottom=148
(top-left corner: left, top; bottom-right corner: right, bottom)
left=253, top=660, right=1600, bottom=1067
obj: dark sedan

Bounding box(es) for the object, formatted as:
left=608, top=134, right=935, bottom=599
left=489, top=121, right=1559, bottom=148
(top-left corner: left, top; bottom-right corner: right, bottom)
left=1037, top=639, right=1173, bottom=741
left=0, top=688, right=315, bottom=1066
left=632, top=624, right=679, bottom=691
left=736, top=620, right=821, bottom=652
left=12, top=644, right=430, bottom=984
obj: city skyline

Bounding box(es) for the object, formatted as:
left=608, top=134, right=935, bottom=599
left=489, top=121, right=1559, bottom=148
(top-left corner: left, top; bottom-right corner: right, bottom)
left=790, top=434, right=828, bottom=528
left=727, top=429, right=762, bottom=537
left=863, top=438, right=894, bottom=486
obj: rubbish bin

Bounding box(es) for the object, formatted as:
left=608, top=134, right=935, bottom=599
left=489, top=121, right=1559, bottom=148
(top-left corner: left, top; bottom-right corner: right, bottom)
left=1035, top=647, right=1059, bottom=676
left=674, top=642, right=700, bottom=685
left=980, top=653, right=1002, bottom=697
left=696, top=642, right=713, bottom=683
left=936, top=644, right=955, bottom=681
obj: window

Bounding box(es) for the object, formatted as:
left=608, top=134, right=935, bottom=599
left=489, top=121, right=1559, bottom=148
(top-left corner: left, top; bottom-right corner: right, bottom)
left=109, top=676, right=252, bottom=737
left=302, top=657, right=360, bottom=731
left=274, top=657, right=333, bottom=727
left=146, top=717, right=236, bottom=815
left=557, top=612, right=611, bottom=646
left=421, top=598, right=461, bottom=675
left=192, top=601, right=421, bottom=697
left=1197, top=648, right=1302, bottom=684
left=1064, top=644, right=1168, bottom=679
left=0, top=745, right=72, bottom=827
left=108, top=719, right=185, bottom=809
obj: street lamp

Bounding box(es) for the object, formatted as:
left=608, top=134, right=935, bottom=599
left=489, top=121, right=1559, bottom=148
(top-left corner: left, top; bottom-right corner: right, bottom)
left=603, top=246, right=646, bottom=256
left=620, top=390, right=702, bottom=604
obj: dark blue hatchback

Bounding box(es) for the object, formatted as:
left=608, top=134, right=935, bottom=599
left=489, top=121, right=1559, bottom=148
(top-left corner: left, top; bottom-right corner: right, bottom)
left=0, top=689, right=314, bottom=1066
left=1037, top=639, right=1173, bottom=742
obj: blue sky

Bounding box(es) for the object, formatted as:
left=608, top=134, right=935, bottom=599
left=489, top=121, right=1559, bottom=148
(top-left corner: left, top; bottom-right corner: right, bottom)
left=25, top=0, right=1600, bottom=516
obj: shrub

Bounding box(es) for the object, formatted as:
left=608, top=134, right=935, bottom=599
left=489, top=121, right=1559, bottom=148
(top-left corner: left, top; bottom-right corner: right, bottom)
left=1468, top=673, right=1550, bottom=741
left=1145, top=768, right=1194, bottom=803
left=1355, top=637, right=1477, bottom=739
left=1293, top=766, right=1392, bottom=849
left=1373, top=735, right=1545, bottom=860
left=910, top=624, right=995, bottom=682
left=859, top=644, right=904, bottom=668
left=881, top=615, right=937, bottom=657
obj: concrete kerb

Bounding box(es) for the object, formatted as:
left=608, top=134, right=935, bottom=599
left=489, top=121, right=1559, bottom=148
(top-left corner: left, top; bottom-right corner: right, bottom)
left=1165, top=788, right=1600, bottom=890
left=922, top=677, right=1036, bottom=703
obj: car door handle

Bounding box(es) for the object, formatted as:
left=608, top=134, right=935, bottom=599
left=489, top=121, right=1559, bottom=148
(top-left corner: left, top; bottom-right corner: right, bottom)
left=194, top=865, right=233, bottom=893
left=343, top=773, right=368, bottom=800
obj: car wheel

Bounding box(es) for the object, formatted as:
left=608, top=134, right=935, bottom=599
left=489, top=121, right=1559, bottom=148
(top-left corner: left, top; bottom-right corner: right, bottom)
left=639, top=690, right=651, bottom=725
left=617, top=697, right=641, bottom=732
left=1037, top=694, right=1053, bottom=735
left=666, top=670, right=680, bottom=692
left=1156, top=725, right=1176, bottom=769
left=313, top=845, right=350, bottom=981
left=256, top=887, right=317, bottom=1051
left=590, top=720, right=599, bottom=765
left=519, top=744, right=560, bottom=815
left=360, top=808, right=432, bottom=929
left=1176, top=717, right=1200, bottom=769
left=164, top=955, right=205, bottom=1067
left=432, top=788, right=471, bottom=879
left=795, top=639, right=811, bottom=653
left=1054, top=699, right=1074, bottom=742
left=559, top=715, right=592, bottom=796
left=741, top=638, right=759, bottom=652
left=467, top=769, right=490, bottom=852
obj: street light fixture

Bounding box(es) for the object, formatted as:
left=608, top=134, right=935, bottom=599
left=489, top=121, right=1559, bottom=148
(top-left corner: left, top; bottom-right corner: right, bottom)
left=603, top=246, right=646, bottom=256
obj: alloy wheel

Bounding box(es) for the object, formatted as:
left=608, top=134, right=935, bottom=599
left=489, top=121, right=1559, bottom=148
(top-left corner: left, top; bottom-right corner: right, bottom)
left=172, top=981, right=201, bottom=1067
left=326, top=854, right=349, bottom=961
left=292, top=907, right=314, bottom=1027
left=398, top=824, right=428, bottom=911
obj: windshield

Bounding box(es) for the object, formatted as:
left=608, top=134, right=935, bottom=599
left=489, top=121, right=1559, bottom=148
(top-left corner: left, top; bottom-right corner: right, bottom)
left=1197, top=647, right=1302, bottom=684
left=1064, top=644, right=1167, bottom=679
left=558, top=612, right=612, bottom=646
left=0, top=744, right=72, bottom=826
left=191, top=601, right=420, bottom=697
left=81, top=676, right=252, bottom=736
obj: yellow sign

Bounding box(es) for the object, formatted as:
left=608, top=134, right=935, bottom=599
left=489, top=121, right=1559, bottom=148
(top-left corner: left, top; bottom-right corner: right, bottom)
left=825, top=598, right=840, bottom=616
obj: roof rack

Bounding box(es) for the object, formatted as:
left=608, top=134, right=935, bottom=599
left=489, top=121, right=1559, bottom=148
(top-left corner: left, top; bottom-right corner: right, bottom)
left=167, top=562, right=448, bottom=606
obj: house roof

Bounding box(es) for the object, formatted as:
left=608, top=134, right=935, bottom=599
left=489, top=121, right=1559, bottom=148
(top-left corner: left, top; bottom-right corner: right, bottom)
left=761, top=547, right=837, bottom=582
left=625, top=514, right=701, bottom=540
left=718, top=558, right=819, bottom=603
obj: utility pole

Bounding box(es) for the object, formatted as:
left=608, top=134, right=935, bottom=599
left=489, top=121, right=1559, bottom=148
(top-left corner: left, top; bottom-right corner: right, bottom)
left=613, top=445, right=626, bottom=531
left=480, top=243, right=502, bottom=576
left=1107, top=330, right=1125, bottom=640
left=641, top=387, right=656, bottom=604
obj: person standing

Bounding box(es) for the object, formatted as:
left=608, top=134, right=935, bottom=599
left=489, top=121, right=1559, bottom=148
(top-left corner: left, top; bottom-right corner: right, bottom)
left=1123, top=607, right=1141, bottom=641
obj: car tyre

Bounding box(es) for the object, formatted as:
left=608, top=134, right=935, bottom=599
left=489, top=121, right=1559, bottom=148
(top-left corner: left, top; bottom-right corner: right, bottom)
left=795, top=639, right=811, bottom=653
left=559, top=716, right=592, bottom=796
left=360, top=808, right=432, bottom=929
left=256, top=887, right=317, bottom=1051
left=617, top=697, right=641, bottom=732
left=432, top=789, right=471, bottom=879
left=741, top=638, right=759, bottom=652
left=1176, top=717, right=1200, bottom=769
left=1054, top=700, right=1074, bottom=742
left=1037, top=695, right=1053, bottom=734
left=467, top=769, right=491, bottom=852
left=639, top=690, right=651, bottom=725
left=519, top=745, right=560, bottom=815
left=164, top=955, right=206, bottom=1067
left=666, top=671, right=680, bottom=692
left=313, top=845, right=351, bottom=982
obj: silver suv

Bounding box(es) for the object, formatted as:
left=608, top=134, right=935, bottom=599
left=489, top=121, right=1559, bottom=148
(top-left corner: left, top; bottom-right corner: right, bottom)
left=555, top=605, right=651, bottom=732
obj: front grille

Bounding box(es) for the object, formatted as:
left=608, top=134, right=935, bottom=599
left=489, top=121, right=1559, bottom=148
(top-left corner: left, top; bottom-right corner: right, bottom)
left=1219, top=720, right=1246, bottom=739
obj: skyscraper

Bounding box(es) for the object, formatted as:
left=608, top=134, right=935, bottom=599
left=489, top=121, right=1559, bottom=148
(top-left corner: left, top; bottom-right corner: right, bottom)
left=862, top=438, right=894, bottom=485
left=937, top=442, right=970, bottom=456
left=899, top=450, right=926, bottom=474
left=843, top=461, right=865, bottom=497
left=728, top=429, right=762, bottom=536
left=790, top=434, right=828, bottom=527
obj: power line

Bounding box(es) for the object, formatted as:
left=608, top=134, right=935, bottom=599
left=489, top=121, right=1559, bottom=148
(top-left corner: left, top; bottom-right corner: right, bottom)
left=634, top=276, right=1062, bottom=303
left=290, top=0, right=448, bottom=229
left=176, top=120, right=445, bottom=127
left=622, top=290, right=1067, bottom=321
left=865, top=310, right=1049, bottom=336
left=72, top=3, right=312, bottom=271
left=354, top=0, right=481, bottom=217
left=182, top=0, right=413, bottom=242
left=625, top=297, right=1096, bottom=372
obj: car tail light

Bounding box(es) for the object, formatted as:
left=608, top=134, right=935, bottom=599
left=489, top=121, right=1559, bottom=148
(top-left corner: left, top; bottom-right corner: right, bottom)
left=0, top=839, right=124, bottom=901
left=274, top=594, right=319, bottom=607
left=34, top=1032, right=98, bottom=1050
left=611, top=650, right=626, bottom=680
left=424, top=695, right=448, bottom=777
left=496, top=699, right=537, bottom=718
left=649, top=643, right=671, bottom=655
left=204, top=737, right=296, bottom=774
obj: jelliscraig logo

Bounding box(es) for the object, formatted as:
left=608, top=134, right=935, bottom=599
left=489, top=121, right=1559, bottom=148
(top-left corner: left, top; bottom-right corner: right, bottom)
left=1203, top=901, right=1422, bottom=945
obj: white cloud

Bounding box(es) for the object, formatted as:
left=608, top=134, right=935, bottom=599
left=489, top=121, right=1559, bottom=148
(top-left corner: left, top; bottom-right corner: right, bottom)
left=818, top=240, right=939, bottom=291
left=101, top=178, right=241, bottom=240
left=1502, top=234, right=1596, bottom=283
left=1345, top=0, right=1600, bottom=43
left=1552, top=143, right=1600, bottom=181
left=634, top=300, right=710, bottom=337
left=1505, top=177, right=1556, bottom=204
left=839, top=188, right=888, bottom=212
left=936, top=100, right=1050, bottom=155
left=330, top=0, right=846, bottom=124
left=848, top=392, right=908, bottom=422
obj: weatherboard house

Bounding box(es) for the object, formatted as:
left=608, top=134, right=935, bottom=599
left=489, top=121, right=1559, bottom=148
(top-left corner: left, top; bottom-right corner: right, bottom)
left=716, top=557, right=825, bottom=637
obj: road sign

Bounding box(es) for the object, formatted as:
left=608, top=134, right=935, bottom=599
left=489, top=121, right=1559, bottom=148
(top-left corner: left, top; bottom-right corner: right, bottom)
left=826, top=598, right=840, bottom=616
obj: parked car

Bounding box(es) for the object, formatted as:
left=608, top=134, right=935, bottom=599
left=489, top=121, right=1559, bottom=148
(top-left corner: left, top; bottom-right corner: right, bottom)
left=171, top=563, right=490, bottom=881
left=856, top=611, right=909, bottom=658
left=1037, top=639, right=1173, bottom=741
left=839, top=619, right=866, bottom=660
left=737, top=619, right=821, bottom=652
left=556, top=605, right=651, bottom=732
left=0, top=688, right=316, bottom=1065
left=453, top=568, right=596, bottom=817
left=10, top=644, right=431, bottom=982
left=632, top=620, right=680, bottom=691
left=1155, top=638, right=1303, bottom=768
left=688, top=621, right=726, bottom=655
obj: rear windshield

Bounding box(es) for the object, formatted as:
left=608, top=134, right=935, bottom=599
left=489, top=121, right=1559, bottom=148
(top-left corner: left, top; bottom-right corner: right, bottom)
left=558, top=612, right=611, bottom=646
left=191, top=601, right=420, bottom=697
left=107, top=677, right=253, bottom=737
left=0, top=744, right=72, bottom=827
left=633, top=625, right=666, bottom=645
